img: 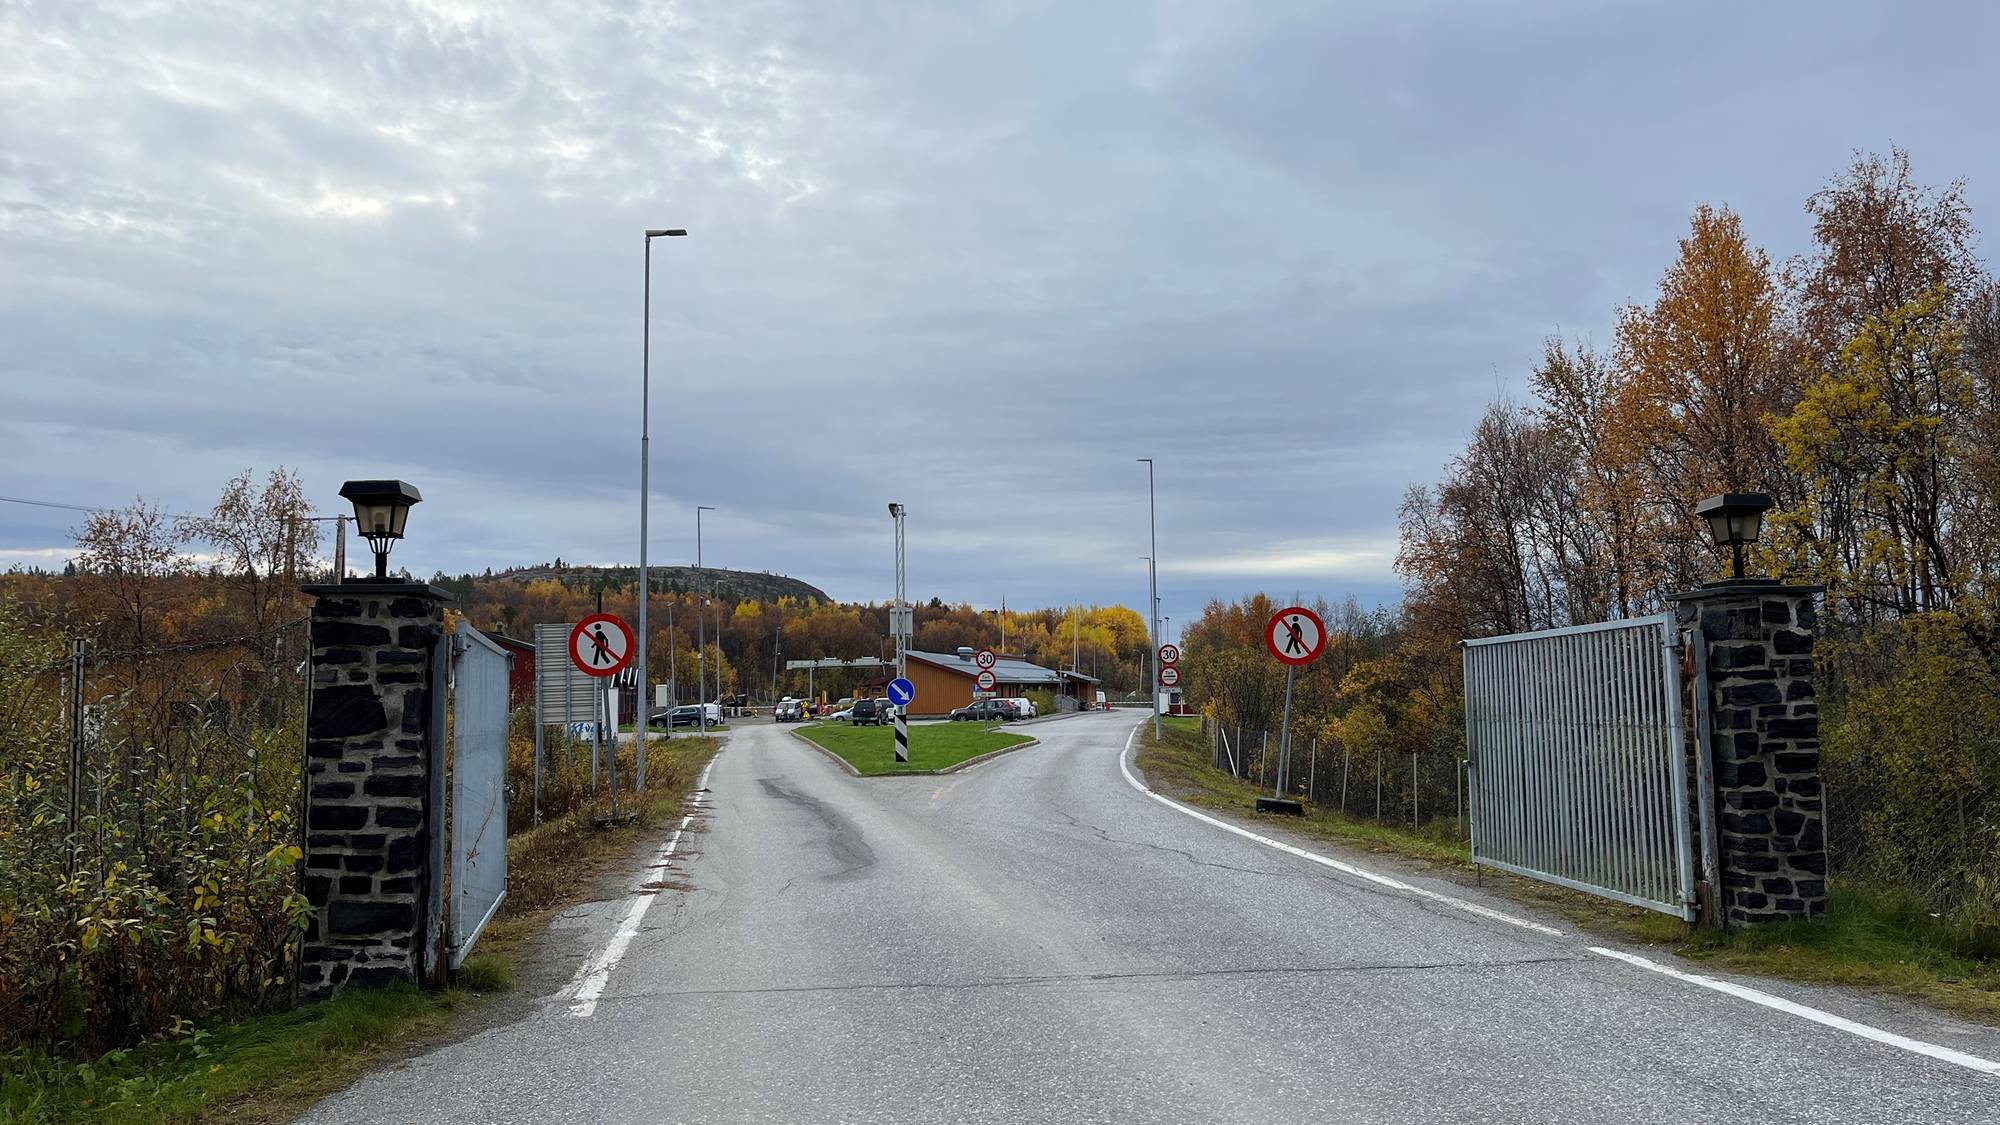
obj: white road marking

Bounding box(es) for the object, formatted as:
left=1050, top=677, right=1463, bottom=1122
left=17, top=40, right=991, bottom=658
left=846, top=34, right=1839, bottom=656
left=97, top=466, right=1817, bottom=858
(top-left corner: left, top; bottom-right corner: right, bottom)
left=566, top=757, right=718, bottom=1018
left=1116, top=726, right=1564, bottom=936
left=1589, top=946, right=2000, bottom=1077
left=1113, top=723, right=2000, bottom=1079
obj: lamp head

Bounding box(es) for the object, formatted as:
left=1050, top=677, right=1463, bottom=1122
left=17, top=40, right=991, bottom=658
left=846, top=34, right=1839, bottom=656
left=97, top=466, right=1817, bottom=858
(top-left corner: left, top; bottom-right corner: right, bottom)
left=338, top=479, right=422, bottom=580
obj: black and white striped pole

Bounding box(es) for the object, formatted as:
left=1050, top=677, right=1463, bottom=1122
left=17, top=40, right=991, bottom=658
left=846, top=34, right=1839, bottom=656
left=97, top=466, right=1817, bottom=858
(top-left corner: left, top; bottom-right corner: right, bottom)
left=888, top=675, right=915, bottom=765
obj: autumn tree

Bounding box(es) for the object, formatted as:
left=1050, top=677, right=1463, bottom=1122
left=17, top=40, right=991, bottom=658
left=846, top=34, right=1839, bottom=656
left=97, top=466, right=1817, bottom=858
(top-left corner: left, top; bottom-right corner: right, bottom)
left=182, top=467, right=320, bottom=635
left=1606, top=205, right=1799, bottom=591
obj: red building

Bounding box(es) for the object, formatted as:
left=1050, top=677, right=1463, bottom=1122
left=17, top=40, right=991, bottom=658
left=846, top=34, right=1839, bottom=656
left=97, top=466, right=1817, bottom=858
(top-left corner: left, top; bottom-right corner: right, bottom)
left=481, top=629, right=537, bottom=709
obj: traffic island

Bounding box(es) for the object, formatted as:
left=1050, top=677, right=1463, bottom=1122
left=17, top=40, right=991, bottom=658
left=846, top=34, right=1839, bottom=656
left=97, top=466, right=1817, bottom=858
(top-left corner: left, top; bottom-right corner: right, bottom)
left=793, top=723, right=1035, bottom=776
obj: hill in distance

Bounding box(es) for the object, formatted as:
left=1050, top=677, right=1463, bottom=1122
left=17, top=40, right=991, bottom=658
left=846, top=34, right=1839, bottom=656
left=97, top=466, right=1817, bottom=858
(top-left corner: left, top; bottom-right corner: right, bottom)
left=490, top=562, right=831, bottom=605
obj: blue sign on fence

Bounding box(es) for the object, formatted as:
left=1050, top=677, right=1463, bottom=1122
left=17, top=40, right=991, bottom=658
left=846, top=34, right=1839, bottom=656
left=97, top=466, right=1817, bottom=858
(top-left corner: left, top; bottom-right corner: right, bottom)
left=886, top=677, right=916, bottom=707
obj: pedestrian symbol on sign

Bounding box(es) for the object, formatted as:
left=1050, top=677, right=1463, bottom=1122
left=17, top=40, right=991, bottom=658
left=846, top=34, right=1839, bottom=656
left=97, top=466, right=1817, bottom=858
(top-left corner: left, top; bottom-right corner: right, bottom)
left=1282, top=616, right=1306, bottom=656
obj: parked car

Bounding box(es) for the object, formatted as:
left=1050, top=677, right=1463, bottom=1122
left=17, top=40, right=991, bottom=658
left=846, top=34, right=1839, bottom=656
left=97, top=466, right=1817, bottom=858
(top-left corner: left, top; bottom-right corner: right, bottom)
left=774, top=698, right=806, bottom=722
left=1005, top=697, right=1037, bottom=719
left=652, top=703, right=723, bottom=728
left=851, top=698, right=888, bottom=726
left=950, top=700, right=1012, bottom=722
left=826, top=707, right=854, bottom=722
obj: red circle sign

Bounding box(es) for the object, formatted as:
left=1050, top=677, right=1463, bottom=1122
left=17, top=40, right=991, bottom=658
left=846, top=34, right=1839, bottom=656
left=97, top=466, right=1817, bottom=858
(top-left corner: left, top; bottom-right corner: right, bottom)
left=1265, top=606, right=1327, bottom=667
left=1158, top=643, right=1180, bottom=666
left=974, top=669, right=997, bottom=691
left=975, top=649, right=998, bottom=670
left=1158, top=665, right=1181, bottom=688
left=570, top=613, right=635, bottom=677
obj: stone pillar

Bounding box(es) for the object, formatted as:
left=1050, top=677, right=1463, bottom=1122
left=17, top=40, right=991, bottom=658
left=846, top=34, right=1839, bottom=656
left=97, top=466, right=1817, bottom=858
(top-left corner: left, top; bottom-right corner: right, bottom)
left=298, top=582, right=450, bottom=999
left=1669, top=580, right=1827, bottom=928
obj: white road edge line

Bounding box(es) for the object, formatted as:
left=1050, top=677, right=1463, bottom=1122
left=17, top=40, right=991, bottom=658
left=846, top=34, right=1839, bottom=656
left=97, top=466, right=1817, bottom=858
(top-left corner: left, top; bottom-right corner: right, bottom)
left=1116, top=725, right=1564, bottom=937
left=1120, top=725, right=2000, bottom=1077
left=1589, top=946, right=2000, bottom=1077
left=566, top=756, right=719, bottom=1018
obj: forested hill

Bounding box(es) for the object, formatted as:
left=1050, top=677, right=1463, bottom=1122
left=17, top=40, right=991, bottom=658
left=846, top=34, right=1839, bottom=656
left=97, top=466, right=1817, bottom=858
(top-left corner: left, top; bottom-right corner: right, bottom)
left=448, top=563, right=830, bottom=605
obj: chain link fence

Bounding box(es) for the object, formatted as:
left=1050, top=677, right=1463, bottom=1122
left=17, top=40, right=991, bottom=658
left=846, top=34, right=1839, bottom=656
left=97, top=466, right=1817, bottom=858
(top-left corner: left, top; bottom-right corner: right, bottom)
left=1204, top=718, right=1469, bottom=840
left=0, top=620, right=310, bottom=1050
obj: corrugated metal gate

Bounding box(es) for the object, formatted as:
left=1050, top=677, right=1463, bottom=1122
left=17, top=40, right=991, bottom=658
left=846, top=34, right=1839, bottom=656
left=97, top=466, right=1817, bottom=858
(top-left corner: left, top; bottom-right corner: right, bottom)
left=1463, top=614, right=1697, bottom=920
left=449, top=622, right=510, bottom=966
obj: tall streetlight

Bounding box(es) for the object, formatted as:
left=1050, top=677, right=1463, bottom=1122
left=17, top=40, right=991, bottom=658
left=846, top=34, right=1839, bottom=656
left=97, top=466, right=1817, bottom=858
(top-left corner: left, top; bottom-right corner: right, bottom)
left=888, top=502, right=908, bottom=679
left=696, top=505, right=714, bottom=736
left=1138, top=458, right=1160, bottom=741
left=637, top=226, right=686, bottom=790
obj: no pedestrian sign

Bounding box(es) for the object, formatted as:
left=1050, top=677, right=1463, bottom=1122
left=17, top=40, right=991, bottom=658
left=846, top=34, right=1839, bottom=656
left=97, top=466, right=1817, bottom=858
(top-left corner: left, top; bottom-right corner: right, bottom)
left=569, top=613, right=635, bottom=677
left=1265, top=606, right=1326, bottom=667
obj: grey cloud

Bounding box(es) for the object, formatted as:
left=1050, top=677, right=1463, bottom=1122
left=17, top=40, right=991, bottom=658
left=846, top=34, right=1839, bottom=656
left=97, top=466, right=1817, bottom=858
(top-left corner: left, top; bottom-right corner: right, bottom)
left=3, top=0, right=1997, bottom=625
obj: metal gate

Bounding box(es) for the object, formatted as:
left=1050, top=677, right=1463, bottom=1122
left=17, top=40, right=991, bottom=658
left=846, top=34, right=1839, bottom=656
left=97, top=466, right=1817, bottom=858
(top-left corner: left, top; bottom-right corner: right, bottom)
left=1464, top=614, right=1696, bottom=920
left=448, top=622, right=509, bottom=966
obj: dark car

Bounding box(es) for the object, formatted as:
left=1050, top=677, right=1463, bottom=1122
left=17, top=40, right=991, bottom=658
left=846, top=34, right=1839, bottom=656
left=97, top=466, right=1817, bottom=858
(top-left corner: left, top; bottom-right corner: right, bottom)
left=649, top=705, right=706, bottom=728
left=851, top=698, right=887, bottom=726
left=949, top=700, right=1011, bottom=722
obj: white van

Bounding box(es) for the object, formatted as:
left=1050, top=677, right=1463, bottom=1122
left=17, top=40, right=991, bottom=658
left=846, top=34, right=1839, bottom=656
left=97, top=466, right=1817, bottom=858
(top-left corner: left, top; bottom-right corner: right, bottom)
left=1006, top=697, right=1038, bottom=719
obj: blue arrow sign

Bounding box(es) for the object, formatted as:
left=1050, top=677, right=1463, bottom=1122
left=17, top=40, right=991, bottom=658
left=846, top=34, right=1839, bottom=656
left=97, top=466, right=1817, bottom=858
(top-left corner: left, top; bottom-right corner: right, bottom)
left=886, top=677, right=916, bottom=707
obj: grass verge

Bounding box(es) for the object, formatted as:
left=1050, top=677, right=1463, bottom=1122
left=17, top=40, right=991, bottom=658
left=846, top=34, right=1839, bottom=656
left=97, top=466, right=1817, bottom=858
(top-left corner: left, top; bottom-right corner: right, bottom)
left=1138, top=717, right=2000, bottom=1025
left=797, top=721, right=1029, bottom=775
left=1, top=736, right=723, bottom=1125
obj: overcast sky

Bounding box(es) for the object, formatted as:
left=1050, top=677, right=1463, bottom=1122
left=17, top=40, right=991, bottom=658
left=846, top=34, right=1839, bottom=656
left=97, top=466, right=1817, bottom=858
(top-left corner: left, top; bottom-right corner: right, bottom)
left=3, top=0, right=1996, bottom=634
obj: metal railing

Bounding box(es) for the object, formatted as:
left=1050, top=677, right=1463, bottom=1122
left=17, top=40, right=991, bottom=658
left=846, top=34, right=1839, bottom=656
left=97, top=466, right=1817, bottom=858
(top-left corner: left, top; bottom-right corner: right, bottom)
left=1463, top=614, right=1696, bottom=920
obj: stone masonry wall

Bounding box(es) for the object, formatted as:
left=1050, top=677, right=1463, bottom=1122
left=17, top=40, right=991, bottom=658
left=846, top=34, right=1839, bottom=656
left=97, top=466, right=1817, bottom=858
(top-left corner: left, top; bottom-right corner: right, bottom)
left=1674, top=584, right=1827, bottom=927
left=300, top=583, right=445, bottom=999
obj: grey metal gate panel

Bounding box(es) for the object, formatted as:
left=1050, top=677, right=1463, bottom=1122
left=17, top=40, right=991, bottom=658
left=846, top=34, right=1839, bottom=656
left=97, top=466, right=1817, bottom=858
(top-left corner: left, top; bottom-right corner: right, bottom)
left=450, top=622, right=510, bottom=966
left=1464, top=614, right=1696, bottom=920
left=534, top=622, right=597, bottom=724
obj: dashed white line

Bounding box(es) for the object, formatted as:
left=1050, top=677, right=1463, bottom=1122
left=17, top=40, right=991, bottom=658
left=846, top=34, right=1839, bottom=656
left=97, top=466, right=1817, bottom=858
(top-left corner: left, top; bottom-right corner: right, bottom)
left=1589, top=946, right=2000, bottom=1077
left=1115, top=725, right=1563, bottom=936
left=566, top=756, right=718, bottom=1018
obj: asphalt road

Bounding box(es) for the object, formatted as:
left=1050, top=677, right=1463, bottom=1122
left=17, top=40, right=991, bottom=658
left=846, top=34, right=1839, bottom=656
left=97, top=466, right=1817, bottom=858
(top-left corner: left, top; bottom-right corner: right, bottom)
left=303, top=712, right=2000, bottom=1124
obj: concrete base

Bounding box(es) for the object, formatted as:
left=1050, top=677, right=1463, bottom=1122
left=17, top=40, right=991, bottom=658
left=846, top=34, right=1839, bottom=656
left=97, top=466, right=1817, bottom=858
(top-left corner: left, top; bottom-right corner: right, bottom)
left=1255, top=797, right=1305, bottom=816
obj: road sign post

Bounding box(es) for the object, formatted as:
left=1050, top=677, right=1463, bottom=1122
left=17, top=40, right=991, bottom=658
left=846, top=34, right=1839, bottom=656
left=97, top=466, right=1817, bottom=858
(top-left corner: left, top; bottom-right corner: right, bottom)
left=887, top=676, right=915, bottom=764
left=569, top=613, right=635, bottom=822
left=1260, top=606, right=1326, bottom=816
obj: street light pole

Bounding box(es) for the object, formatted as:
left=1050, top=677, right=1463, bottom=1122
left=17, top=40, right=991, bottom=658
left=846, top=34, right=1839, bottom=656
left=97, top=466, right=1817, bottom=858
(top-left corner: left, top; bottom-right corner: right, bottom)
left=696, top=505, right=714, bottom=736
left=637, top=227, right=685, bottom=790
left=889, top=502, right=907, bottom=679
left=1139, top=458, right=1159, bottom=741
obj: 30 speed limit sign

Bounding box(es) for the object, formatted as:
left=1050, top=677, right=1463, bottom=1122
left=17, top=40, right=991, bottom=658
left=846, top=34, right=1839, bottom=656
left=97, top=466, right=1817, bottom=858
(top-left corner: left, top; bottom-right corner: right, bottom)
left=1158, top=643, right=1180, bottom=666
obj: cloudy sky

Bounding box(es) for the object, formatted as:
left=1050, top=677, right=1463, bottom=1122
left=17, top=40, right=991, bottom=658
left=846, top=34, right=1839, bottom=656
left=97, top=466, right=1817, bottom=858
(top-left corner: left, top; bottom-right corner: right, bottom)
left=3, top=0, right=1996, bottom=633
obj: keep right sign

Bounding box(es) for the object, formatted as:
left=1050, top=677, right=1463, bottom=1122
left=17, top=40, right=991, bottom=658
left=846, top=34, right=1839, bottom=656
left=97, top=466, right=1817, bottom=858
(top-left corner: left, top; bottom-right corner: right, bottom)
left=1266, top=606, right=1327, bottom=667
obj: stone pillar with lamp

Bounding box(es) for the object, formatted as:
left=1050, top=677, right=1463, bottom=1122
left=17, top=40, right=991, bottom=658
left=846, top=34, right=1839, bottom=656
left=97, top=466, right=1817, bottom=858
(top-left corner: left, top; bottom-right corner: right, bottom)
left=1669, top=492, right=1828, bottom=928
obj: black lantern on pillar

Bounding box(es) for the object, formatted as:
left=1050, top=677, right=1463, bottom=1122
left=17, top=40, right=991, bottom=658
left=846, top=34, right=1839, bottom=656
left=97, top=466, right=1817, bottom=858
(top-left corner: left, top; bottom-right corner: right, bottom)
left=338, top=480, right=422, bottom=580
left=1695, top=492, right=1773, bottom=580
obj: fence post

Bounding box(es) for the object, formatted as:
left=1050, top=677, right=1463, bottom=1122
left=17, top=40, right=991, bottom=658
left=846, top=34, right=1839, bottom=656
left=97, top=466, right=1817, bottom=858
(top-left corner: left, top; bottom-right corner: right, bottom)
left=1375, top=751, right=1382, bottom=821
left=298, top=579, right=450, bottom=999
left=1340, top=745, right=1350, bottom=817
left=1307, top=738, right=1317, bottom=804
left=1668, top=581, right=1828, bottom=928
left=1412, top=752, right=1419, bottom=829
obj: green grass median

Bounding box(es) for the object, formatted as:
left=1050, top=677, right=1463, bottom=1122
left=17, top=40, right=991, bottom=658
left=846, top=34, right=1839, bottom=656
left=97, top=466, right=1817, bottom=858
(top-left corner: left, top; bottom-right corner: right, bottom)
left=797, top=721, right=1030, bottom=775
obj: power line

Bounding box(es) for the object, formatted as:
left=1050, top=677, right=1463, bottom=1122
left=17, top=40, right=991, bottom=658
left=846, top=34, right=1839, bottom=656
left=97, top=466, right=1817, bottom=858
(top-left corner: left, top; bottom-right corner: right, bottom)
left=0, top=492, right=347, bottom=523
left=0, top=493, right=103, bottom=514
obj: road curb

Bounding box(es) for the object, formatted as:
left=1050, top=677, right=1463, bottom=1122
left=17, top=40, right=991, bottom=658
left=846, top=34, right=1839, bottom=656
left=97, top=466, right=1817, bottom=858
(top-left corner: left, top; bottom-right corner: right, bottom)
left=788, top=726, right=1038, bottom=777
